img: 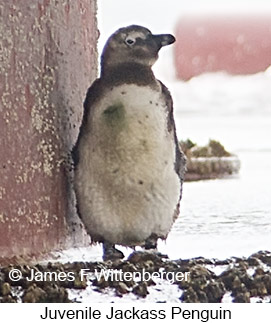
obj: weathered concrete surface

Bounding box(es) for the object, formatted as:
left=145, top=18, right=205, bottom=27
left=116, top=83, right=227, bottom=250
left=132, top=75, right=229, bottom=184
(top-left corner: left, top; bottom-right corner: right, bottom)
left=0, top=0, right=98, bottom=262
left=175, top=15, right=271, bottom=80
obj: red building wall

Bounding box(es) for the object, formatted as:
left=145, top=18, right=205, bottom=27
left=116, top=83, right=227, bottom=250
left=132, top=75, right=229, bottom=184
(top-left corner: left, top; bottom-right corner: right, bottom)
left=175, top=15, right=271, bottom=80
left=0, top=0, right=98, bottom=263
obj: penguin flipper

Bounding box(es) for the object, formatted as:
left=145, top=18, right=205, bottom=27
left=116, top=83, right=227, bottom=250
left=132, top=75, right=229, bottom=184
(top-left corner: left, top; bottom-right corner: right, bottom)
left=72, top=78, right=103, bottom=166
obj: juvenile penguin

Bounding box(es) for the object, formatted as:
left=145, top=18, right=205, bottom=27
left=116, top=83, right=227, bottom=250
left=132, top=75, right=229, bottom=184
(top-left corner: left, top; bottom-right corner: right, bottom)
left=73, top=25, right=186, bottom=260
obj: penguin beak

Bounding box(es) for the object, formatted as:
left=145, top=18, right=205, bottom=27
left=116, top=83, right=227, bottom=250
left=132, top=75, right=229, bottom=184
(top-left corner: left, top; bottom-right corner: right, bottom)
left=152, top=34, right=176, bottom=49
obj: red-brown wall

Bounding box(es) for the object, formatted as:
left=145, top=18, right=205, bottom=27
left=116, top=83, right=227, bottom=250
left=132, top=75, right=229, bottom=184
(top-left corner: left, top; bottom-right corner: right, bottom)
left=175, top=15, right=271, bottom=80
left=0, top=0, right=98, bottom=263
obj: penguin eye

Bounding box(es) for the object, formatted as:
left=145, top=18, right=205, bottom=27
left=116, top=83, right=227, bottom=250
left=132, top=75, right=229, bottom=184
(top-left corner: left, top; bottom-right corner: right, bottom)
left=125, top=37, right=136, bottom=46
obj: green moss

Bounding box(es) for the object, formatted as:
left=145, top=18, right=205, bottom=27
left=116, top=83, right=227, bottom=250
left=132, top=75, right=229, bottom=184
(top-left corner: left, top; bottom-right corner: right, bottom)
left=103, top=103, right=125, bottom=128
left=180, top=139, right=196, bottom=155
left=191, top=146, right=211, bottom=158
left=180, top=138, right=232, bottom=158
left=209, top=140, right=231, bottom=157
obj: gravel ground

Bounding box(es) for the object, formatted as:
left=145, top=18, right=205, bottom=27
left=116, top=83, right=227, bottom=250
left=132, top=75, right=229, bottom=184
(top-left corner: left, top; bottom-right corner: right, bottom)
left=1, top=250, right=271, bottom=303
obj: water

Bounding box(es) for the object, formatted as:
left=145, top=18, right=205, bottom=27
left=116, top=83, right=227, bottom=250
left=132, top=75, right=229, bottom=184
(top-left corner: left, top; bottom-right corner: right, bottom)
left=158, top=71, right=271, bottom=259
left=160, top=150, right=271, bottom=259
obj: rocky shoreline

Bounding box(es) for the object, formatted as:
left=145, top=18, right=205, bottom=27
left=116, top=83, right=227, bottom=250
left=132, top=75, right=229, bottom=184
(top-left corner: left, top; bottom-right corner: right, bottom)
left=1, top=250, right=270, bottom=303
left=180, top=139, right=241, bottom=181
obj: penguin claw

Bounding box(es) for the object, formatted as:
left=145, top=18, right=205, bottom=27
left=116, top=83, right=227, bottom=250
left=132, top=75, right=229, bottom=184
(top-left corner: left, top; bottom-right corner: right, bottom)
left=103, top=242, right=124, bottom=261
left=144, top=234, right=158, bottom=250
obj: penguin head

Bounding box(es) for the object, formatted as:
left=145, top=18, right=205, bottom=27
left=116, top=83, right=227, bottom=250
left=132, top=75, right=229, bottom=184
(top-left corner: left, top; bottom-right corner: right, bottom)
left=101, top=25, right=175, bottom=72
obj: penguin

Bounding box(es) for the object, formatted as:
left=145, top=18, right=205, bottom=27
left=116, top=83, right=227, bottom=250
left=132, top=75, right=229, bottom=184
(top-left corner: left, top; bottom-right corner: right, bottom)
left=73, top=25, right=186, bottom=261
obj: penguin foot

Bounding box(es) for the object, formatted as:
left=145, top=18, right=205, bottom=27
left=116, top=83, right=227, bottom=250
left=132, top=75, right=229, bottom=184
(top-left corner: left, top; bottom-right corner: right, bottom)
left=143, top=235, right=168, bottom=258
left=144, top=234, right=158, bottom=251
left=103, top=241, right=124, bottom=261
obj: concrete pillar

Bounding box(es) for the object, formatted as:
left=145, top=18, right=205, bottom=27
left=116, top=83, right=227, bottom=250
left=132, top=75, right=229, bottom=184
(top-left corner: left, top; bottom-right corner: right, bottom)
left=0, top=0, right=98, bottom=262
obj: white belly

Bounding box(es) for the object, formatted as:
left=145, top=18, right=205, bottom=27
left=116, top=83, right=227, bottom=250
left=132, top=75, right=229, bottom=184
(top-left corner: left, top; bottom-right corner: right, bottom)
left=75, top=84, right=181, bottom=245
